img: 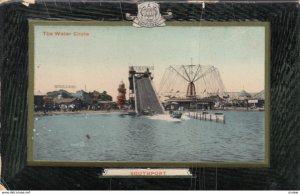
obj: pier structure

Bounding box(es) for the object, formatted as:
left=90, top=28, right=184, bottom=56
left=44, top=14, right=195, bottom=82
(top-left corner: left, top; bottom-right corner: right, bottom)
left=187, top=111, right=225, bottom=123
left=128, top=66, right=164, bottom=115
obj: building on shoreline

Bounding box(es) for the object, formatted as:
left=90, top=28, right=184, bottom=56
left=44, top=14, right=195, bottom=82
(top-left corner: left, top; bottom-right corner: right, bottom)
left=34, top=89, right=116, bottom=112
left=117, top=81, right=126, bottom=108
left=161, top=89, right=265, bottom=111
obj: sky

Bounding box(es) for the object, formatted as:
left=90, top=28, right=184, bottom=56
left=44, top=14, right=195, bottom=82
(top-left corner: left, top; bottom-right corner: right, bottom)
left=34, top=25, right=265, bottom=100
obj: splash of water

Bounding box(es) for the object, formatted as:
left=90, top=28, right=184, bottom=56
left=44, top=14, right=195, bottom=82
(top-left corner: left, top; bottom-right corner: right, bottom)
left=148, top=113, right=190, bottom=122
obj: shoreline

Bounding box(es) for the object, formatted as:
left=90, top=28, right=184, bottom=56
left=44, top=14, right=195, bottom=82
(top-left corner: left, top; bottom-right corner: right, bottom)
left=34, top=109, right=134, bottom=116
left=34, top=107, right=263, bottom=117
left=212, top=107, right=264, bottom=112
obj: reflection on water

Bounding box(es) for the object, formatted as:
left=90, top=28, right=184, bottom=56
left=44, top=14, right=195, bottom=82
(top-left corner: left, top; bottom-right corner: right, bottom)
left=33, top=111, right=264, bottom=162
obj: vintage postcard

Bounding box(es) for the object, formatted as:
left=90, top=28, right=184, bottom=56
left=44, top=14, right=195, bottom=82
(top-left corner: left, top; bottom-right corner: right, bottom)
left=28, top=21, right=270, bottom=166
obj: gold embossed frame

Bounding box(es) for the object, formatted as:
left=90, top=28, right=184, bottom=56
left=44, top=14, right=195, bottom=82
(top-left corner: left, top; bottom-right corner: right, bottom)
left=0, top=1, right=299, bottom=190
left=27, top=21, right=270, bottom=168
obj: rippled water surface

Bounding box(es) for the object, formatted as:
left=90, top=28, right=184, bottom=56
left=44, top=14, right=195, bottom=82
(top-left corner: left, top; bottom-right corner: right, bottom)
left=33, top=111, right=265, bottom=162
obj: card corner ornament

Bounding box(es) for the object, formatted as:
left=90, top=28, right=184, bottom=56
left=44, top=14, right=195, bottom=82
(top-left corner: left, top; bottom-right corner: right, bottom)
left=126, top=2, right=172, bottom=28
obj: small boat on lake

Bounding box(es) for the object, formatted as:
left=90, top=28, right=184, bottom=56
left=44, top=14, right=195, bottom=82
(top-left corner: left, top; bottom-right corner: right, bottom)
left=170, top=111, right=182, bottom=119
left=141, top=108, right=154, bottom=116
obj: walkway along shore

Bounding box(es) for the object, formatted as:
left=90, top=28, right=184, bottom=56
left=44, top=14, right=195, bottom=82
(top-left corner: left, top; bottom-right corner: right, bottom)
left=34, top=107, right=264, bottom=117
left=34, top=109, right=135, bottom=116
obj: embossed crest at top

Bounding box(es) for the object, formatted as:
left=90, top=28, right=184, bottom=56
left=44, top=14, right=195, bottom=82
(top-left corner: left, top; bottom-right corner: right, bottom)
left=133, top=2, right=165, bottom=28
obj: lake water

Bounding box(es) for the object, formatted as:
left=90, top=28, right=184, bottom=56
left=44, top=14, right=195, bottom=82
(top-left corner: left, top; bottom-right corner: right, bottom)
left=33, top=111, right=265, bottom=162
